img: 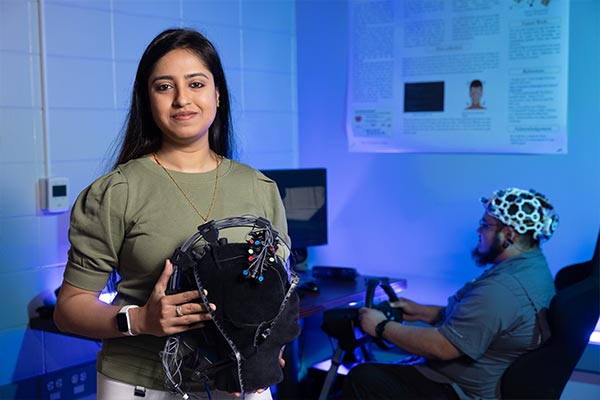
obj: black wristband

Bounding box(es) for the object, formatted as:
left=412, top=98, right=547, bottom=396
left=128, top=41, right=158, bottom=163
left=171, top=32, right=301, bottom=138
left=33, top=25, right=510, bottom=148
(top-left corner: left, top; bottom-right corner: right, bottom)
left=375, top=319, right=391, bottom=340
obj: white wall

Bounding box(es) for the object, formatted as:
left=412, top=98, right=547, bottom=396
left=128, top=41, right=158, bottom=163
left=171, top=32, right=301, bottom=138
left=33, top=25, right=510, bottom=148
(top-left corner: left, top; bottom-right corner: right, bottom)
left=296, top=0, right=600, bottom=302
left=0, top=0, right=298, bottom=385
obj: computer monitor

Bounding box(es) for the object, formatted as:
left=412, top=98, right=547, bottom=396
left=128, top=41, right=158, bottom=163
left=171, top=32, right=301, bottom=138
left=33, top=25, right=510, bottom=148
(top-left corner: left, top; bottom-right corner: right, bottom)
left=261, top=168, right=328, bottom=250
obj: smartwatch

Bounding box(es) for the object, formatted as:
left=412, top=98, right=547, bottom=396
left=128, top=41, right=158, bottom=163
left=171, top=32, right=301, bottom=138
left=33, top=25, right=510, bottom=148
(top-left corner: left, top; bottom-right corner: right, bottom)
left=375, top=319, right=391, bottom=341
left=116, top=305, right=139, bottom=336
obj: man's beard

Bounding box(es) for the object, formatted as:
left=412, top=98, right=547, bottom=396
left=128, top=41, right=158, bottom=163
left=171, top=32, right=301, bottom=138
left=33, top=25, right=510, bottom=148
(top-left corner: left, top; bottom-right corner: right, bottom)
left=472, top=233, right=504, bottom=267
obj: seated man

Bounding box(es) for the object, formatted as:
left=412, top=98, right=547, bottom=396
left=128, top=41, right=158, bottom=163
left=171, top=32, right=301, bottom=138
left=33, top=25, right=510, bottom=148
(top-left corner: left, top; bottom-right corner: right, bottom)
left=342, top=188, right=559, bottom=400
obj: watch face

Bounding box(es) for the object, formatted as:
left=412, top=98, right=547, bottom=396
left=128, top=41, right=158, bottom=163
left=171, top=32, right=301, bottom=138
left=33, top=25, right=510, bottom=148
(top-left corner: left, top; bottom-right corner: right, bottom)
left=116, top=311, right=129, bottom=332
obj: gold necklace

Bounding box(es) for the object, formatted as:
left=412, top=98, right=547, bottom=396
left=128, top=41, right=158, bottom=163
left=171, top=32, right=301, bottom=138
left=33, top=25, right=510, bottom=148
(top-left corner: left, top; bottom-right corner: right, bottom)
left=153, top=152, right=221, bottom=222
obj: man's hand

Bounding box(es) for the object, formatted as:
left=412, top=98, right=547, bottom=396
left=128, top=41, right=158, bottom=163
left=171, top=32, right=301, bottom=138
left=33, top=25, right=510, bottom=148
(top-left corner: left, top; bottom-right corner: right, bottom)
left=390, top=297, right=444, bottom=325
left=359, top=303, right=462, bottom=361
left=390, top=297, right=421, bottom=322
left=357, top=307, right=387, bottom=337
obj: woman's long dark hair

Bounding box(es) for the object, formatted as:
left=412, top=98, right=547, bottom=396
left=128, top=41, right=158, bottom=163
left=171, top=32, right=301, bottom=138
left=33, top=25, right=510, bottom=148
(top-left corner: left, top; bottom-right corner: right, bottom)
left=112, top=28, right=233, bottom=169
left=106, top=29, right=234, bottom=293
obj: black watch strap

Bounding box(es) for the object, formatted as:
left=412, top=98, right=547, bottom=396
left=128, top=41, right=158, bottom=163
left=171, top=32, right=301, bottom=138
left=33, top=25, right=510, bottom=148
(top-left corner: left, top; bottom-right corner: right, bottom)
left=375, top=319, right=391, bottom=340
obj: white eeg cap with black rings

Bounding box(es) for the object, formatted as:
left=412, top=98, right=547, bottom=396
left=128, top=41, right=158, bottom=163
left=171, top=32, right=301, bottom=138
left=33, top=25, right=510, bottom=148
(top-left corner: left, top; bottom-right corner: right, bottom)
left=481, top=188, right=559, bottom=241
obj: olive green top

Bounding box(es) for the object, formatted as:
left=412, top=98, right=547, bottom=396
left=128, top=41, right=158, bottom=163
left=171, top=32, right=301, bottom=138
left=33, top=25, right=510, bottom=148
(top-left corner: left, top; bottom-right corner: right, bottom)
left=64, top=156, right=290, bottom=390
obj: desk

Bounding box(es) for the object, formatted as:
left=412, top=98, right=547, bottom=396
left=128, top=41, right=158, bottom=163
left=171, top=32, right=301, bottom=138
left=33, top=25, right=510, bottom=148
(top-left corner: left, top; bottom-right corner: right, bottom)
left=30, top=275, right=407, bottom=333
left=278, top=274, right=406, bottom=399
left=298, top=275, right=407, bottom=319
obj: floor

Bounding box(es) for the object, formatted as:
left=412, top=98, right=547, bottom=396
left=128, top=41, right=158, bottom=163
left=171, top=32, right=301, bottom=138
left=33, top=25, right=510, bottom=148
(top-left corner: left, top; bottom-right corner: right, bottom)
left=60, top=378, right=600, bottom=400
left=31, top=353, right=600, bottom=400
left=304, top=344, right=600, bottom=400
left=561, top=370, right=600, bottom=399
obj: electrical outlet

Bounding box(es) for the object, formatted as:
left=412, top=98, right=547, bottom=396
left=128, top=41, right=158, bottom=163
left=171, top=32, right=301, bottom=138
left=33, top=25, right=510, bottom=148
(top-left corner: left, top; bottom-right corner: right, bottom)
left=41, top=361, right=96, bottom=400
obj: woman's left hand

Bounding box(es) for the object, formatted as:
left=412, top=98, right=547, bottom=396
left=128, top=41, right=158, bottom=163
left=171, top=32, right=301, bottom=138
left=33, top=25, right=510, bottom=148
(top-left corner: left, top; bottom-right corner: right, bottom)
left=229, top=346, right=287, bottom=397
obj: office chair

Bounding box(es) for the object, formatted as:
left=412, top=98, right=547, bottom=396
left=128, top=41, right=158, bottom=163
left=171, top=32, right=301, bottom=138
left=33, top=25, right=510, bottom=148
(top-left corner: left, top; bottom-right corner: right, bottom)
left=501, top=229, right=600, bottom=399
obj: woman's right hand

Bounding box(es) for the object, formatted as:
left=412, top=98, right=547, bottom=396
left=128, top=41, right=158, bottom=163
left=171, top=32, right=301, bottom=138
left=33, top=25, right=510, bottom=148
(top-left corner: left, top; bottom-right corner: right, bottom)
left=132, top=259, right=216, bottom=336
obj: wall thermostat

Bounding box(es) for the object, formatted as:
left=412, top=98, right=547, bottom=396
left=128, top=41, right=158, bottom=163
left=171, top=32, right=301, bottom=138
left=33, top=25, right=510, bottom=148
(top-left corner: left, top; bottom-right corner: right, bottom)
left=40, top=177, right=69, bottom=213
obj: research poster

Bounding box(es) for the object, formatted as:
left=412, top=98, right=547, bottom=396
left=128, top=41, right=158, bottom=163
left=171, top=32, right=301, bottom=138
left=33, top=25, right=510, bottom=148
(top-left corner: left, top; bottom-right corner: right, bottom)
left=346, top=0, right=569, bottom=154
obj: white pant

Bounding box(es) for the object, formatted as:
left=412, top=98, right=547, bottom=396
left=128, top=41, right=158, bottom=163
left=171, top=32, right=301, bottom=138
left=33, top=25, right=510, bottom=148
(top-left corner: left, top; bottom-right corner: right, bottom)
left=96, top=373, right=273, bottom=400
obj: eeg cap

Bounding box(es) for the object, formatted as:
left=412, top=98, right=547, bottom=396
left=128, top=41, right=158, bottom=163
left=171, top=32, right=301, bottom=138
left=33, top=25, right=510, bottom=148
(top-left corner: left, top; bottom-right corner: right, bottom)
left=481, top=188, right=559, bottom=241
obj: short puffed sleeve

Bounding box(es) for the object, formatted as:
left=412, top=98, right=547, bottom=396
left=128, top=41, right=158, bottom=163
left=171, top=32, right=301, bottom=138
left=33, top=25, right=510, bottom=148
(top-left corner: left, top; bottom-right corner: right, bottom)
left=63, top=170, right=129, bottom=292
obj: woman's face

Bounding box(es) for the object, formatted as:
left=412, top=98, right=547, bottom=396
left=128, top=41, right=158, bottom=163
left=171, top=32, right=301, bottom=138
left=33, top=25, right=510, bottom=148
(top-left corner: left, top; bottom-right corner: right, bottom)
left=148, top=48, right=219, bottom=147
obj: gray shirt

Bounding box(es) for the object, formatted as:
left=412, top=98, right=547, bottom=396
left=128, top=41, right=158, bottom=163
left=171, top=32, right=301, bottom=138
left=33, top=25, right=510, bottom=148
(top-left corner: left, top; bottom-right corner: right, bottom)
left=416, top=249, right=555, bottom=399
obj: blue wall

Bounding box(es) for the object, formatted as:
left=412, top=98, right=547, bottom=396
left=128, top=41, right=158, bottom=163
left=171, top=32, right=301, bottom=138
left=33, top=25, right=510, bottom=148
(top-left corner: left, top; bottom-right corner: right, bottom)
left=0, top=0, right=598, bottom=390
left=296, top=0, right=600, bottom=304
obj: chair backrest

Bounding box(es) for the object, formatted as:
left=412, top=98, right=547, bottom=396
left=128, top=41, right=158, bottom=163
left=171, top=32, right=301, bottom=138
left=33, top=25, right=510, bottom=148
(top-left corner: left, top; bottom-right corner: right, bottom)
left=555, top=229, right=600, bottom=290
left=501, top=229, right=600, bottom=399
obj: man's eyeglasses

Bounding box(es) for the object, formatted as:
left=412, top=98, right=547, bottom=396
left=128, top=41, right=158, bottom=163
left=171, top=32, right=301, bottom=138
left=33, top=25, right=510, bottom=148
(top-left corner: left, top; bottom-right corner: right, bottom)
left=479, top=219, right=501, bottom=230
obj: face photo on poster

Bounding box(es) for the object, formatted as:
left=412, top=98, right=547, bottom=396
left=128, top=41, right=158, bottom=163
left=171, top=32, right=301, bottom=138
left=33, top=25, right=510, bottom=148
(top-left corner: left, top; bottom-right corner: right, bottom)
left=465, top=79, right=486, bottom=110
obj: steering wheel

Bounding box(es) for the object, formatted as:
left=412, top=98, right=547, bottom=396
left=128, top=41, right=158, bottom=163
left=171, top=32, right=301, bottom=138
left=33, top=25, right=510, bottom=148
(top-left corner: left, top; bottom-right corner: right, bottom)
left=364, top=278, right=403, bottom=350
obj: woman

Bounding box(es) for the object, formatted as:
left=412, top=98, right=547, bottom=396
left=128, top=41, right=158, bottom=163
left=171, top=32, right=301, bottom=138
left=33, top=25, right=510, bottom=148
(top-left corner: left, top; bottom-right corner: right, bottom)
left=53, top=28, right=292, bottom=399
